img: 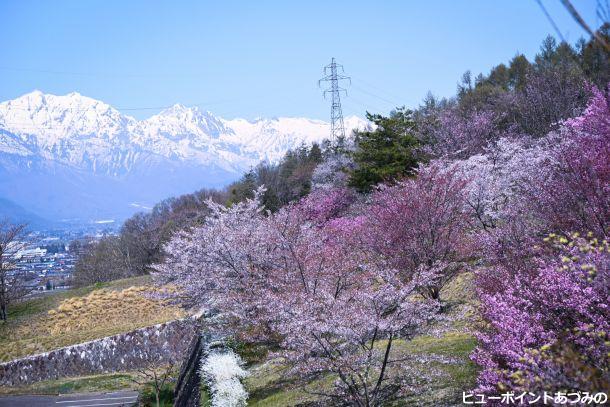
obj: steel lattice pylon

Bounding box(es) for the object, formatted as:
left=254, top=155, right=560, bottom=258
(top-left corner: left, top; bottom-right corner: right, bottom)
left=319, top=58, right=350, bottom=141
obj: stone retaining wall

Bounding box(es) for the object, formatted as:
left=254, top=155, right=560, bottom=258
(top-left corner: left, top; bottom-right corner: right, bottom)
left=0, top=319, right=198, bottom=387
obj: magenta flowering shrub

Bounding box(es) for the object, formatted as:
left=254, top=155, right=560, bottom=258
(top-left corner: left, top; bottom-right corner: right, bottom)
left=295, top=186, right=356, bottom=225
left=472, top=86, right=610, bottom=396
left=473, top=235, right=610, bottom=395
left=564, top=84, right=610, bottom=137
left=519, top=84, right=610, bottom=239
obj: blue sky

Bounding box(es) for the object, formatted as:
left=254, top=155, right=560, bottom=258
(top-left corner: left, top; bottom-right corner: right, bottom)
left=0, top=0, right=603, bottom=120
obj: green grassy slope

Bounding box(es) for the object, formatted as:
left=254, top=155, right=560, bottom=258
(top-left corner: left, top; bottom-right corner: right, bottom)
left=242, top=273, right=479, bottom=406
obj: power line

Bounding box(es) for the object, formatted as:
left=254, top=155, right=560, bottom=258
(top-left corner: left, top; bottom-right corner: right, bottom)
left=350, top=84, right=401, bottom=107
left=342, top=96, right=386, bottom=115
left=319, top=58, right=350, bottom=141
left=0, top=100, right=234, bottom=114
left=1, top=104, right=174, bottom=112
left=0, top=66, right=198, bottom=79
left=597, top=0, right=610, bottom=24
left=350, top=75, right=405, bottom=103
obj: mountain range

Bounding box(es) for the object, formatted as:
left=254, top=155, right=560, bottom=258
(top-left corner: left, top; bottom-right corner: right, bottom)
left=0, top=91, right=368, bottom=227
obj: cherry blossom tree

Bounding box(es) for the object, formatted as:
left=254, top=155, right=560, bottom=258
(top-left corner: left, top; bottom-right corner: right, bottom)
left=452, top=138, right=552, bottom=283
left=311, top=149, right=355, bottom=190
left=425, top=108, right=500, bottom=158
left=362, top=163, right=473, bottom=299
left=452, top=137, right=545, bottom=231
left=154, top=188, right=440, bottom=405
left=455, top=85, right=609, bottom=279
left=296, top=186, right=356, bottom=225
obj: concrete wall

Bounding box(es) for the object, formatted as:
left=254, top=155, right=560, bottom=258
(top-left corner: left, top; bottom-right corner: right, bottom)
left=0, top=319, right=198, bottom=387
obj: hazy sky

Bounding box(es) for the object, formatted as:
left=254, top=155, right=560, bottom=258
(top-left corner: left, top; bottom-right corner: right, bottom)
left=0, top=0, right=603, bottom=120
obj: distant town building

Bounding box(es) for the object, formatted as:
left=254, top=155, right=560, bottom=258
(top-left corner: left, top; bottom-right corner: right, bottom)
left=15, top=247, right=48, bottom=263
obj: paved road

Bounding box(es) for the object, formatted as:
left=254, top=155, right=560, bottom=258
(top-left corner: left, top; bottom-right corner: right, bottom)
left=0, top=391, right=138, bottom=407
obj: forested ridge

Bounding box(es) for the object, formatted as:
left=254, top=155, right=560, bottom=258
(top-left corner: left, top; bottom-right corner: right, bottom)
left=74, top=29, right=609, bottom=405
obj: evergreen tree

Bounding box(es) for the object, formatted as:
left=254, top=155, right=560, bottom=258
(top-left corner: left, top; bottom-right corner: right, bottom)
left=508, top=54, right=530, bottom=90
left=261, top=187, right=281, bottom=212
left=308, top=142, right=323, bottom=163
left=487, top=63, right=510, bottom=89
left=349, top=107, right=421, bottom=192
left=579, top=23, right=610, bottom=87
left=229, top=169, right=257, bottom=205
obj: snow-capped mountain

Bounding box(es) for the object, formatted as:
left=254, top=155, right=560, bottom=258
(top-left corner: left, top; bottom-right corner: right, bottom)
left=0, top=91, right=368, bottom=224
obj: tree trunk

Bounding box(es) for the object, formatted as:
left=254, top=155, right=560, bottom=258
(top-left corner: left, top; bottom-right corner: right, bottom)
left=429, top=286, right=440, bottom=300
left=372, top=333, right=393, bottom=406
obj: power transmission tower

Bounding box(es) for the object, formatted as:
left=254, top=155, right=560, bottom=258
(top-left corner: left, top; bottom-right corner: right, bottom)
left=319, top=58, right=350, bottom=141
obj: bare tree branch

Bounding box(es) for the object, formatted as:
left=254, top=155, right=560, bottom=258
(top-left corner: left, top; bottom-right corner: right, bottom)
left=561, top=0, right=610, bottom=51
left=0, top=220, right=31, bottom=321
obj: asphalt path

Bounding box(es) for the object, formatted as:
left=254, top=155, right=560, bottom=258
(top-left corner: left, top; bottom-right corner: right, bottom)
left=0, top=390, right=138, bottom=407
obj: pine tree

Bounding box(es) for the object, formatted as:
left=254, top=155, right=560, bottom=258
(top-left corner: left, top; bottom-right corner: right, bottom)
left=349, top=107, right=421, bottom=192
left=508, top=54, right=530, bottom=90
left=308, top=142, right=323, bottom=163
left=228, top=169, right=257, bottom=205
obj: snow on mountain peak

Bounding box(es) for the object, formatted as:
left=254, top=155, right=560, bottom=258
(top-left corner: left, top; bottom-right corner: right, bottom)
left=0, top=90, right=368, bottom=175
left=159, top=103, right=192, bottom=115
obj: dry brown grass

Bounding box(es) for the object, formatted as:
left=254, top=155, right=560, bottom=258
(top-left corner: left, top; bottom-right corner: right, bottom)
left=0, top=277, right=185, bottom=362
left=44, top=285, right=183, bottom=335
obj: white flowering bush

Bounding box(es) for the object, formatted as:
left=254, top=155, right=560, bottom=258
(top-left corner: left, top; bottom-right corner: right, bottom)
left=200, top=350, right=249, bottom=407
left=311, top=151, right=354, bottom=189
